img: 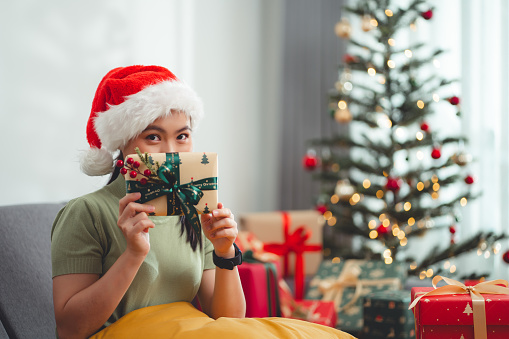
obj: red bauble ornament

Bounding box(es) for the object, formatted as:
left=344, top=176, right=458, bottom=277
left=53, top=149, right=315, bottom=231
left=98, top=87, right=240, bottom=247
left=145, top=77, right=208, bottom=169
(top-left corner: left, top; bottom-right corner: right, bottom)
left=449, top=225, right=456, bottom=234
left=448, top=96, right=460, bottom=105
left=431, top=148, right=441, bottom=159
left=377, top=224, right=390, bottom=235
left=140, top=178, right=148, bottom=185
left=116, top=160, right=124, bottom=168
left=420, top=122, right=430, bottom=133
left=302, top=153, right=319, bottom=170
left=144, top=169, right=152, bottom=177
left=126, top=157, right=134, bottom=165
left=316, top=204, right=328, bottom=214
left=343, top=54, right=359, bottom=64
left=503, top=250, right=509, bottom=264
left=464, top=175, right=474, bottom=184
left=129, top=170, right=137, bottom=178
left=421, top=10, right=433, bottom=20
left=385, top=177, right=402, bottom=192
left=120, top=168, right=128, bottom=175
left=133, top=161, right=140, bottom=168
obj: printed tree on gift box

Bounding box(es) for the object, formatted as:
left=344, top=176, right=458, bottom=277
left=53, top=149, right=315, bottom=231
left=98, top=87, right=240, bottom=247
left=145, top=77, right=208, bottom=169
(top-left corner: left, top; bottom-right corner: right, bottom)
left=201, top=153, right=210, bottom=165
left=303, top=0, right=506, bottom=278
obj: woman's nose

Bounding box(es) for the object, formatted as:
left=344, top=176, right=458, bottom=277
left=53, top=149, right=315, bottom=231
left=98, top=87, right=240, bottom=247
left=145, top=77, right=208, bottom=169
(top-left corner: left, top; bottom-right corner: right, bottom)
left=160, top=141, right=176, bottom=153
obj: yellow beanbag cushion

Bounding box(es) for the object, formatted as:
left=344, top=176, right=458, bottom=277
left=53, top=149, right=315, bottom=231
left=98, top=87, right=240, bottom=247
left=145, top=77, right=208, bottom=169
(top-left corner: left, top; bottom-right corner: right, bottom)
left=91, top=302, right=356, bottom=339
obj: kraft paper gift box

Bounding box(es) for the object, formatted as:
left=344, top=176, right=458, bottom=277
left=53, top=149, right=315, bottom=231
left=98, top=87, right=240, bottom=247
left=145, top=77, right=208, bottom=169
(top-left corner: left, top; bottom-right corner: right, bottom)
left=361, top=290, right=415, bottom=339
left=410, top=277, right=509, bottom=339
left=123, top=150, right=217, bottom=218
left=306, top=259, right=404, bottom=333
left=239, top=210, right=324, bottom=300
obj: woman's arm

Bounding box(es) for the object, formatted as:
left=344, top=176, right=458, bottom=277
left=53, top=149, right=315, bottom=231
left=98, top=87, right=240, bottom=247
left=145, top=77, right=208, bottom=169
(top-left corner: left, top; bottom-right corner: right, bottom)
left=52, top=193, right=155, bottom=339
left=197, top=204, right=246, bottom=319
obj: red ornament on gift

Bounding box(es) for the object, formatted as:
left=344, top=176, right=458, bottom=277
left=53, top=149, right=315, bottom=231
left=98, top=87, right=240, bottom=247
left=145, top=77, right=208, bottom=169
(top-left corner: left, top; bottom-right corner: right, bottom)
left=421, top=10, right=433, bottom=20
left=431, top=147, right=441, bottom=159
left=464, top=175, right=474, bottom=185
left=385, top=177, right=402, bottom=192
left=302, top=152, right=319, bottom=170
left=420, top=122, right=430, bottom=133
left=448, top=96, right=460, bottom=105
left=116, top=160, right=124, bottom=168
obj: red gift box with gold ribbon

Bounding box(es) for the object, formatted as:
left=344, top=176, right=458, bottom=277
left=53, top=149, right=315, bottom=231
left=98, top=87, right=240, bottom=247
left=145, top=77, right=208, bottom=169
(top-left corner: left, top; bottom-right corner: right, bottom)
left=410, top=276, right=509, bottom=339
left=239, top=210, right=324, bottom=300
left=279, top=279, right=336, bottom=327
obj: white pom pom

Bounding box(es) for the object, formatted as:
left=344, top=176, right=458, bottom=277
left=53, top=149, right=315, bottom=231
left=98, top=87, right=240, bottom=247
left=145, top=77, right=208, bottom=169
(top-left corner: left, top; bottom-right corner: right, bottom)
left=79, top=148, right=114, bottom=176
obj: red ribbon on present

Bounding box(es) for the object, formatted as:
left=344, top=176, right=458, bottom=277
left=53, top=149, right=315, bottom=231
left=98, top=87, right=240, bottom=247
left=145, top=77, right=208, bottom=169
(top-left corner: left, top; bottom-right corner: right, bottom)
left=263, top=212, right=322, bottom=300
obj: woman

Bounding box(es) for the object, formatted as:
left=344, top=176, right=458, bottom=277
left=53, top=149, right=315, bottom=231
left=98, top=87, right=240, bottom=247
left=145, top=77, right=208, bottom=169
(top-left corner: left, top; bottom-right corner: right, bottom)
left=51, top=65, right=355, bottom=339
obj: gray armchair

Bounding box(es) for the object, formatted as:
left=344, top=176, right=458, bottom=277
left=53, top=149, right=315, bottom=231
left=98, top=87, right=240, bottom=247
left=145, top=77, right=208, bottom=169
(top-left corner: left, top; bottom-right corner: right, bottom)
left=0, top=203, right=65, bottom=339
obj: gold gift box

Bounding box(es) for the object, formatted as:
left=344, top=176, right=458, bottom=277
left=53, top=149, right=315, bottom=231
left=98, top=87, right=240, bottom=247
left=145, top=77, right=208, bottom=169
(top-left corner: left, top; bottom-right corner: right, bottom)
left=123, top=151, right=218, bottom=216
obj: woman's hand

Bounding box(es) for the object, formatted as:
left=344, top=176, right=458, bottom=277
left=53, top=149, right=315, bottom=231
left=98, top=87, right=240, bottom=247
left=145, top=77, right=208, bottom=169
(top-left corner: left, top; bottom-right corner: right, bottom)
left=201, top=203, right=238, bottom=258
left=118, top=192, right=155, bottom=258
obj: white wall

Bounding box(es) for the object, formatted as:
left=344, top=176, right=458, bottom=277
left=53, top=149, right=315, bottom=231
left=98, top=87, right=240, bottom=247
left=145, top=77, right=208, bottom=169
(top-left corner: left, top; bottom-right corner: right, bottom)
left=0, top=0, right=283, bottom=216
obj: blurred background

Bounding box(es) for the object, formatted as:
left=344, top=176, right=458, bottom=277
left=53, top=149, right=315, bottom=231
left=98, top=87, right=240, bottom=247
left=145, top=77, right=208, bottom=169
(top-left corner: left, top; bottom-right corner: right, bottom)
left=0, top=0, right=508, bottom=277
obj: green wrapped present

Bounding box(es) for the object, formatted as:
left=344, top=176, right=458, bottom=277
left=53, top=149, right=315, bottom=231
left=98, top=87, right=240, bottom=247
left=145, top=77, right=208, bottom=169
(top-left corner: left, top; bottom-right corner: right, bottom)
left=361, top=290, right=415, bottom=339
left=305, top=259, right=405, bottom=334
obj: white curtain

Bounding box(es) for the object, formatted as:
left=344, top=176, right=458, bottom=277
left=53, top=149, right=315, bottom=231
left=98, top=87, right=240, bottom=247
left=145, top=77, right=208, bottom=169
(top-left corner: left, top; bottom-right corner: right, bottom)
left=459, top=0, right=509, bottom=279
left=0, top=0, right=283, bottom=216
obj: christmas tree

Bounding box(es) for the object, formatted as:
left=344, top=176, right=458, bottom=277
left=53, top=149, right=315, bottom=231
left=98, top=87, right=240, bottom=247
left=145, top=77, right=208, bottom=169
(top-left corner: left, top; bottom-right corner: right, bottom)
left=303, top=0, right=506, bottom=279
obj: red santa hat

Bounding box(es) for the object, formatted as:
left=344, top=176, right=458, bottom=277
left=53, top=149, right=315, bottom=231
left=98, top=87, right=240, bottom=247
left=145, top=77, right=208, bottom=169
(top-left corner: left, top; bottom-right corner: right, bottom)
left=80, top=65, right=204, bottom=176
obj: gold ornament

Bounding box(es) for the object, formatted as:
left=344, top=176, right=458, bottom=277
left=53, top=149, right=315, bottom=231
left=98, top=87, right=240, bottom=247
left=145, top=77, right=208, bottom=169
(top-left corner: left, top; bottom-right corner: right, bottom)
left=334, top=108, right=352, bottom=123
left=335, top=179, right=355, bottom=200
left=335, top=18, right=352, bottom=39
left=361, top=15, right=374, bottom=32
left=451, top=152, right=472, bottom=166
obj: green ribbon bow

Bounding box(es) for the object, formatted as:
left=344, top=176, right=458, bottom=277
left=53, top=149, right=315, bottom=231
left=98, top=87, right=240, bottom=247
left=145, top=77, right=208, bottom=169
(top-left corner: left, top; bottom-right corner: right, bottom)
left=126, top=153, right=218, bottom=242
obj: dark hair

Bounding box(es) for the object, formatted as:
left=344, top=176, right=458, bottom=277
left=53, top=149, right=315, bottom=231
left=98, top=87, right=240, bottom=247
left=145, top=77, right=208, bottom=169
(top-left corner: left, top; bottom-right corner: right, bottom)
left=109, top=152, right=201, bottom=251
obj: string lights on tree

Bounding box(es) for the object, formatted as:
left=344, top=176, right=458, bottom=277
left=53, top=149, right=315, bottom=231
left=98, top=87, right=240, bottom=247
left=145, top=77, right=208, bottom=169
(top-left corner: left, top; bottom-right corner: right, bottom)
left=303, top=0, right=506, bottom=279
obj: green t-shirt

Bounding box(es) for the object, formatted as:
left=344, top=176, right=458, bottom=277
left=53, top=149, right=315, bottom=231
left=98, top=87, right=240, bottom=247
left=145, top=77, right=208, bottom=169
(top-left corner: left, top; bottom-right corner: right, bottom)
left=51, top=175, right=215, bottom=329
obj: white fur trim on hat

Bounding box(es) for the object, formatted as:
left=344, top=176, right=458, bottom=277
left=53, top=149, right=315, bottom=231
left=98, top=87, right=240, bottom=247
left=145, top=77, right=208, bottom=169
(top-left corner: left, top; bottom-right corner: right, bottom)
left=94, top=80, right=204, bottom=153
left=79, top=147, right=115, bottom=176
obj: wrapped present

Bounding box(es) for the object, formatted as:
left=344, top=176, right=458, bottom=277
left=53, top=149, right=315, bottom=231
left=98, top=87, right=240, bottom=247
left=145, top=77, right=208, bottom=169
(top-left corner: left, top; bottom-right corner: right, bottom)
left=123, top=150, right=218, bottom=240
left=410, top=276, right=509, bottom=339
left=239, top=210, right=324, bottom=300
left=361, top=290, right=415, bottom=339
left=236, top=231, right=280, bottom=263
left=306, top=259, right=404, bottom=333
left=279, top=279, right=336, bottom=327
left=238, top=259, right=281, bottom=318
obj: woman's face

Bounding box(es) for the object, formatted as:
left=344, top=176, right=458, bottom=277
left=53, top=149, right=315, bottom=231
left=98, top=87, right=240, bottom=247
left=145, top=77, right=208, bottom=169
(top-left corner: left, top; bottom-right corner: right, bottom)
left=120, top=111, right=193, bottom=156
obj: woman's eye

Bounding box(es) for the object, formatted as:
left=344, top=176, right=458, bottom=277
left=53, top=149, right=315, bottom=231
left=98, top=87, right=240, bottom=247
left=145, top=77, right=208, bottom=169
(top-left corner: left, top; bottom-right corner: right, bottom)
left=177, top=133, right=189, bottom=141
left=147, top=134, right=161, bottom=141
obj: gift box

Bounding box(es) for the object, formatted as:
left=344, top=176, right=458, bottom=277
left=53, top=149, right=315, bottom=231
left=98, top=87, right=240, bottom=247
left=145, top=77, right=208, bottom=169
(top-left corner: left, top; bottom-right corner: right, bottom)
left=123, top=150, right=217, bottom=217
left=238, top=260, right=281, bottom=318
left=410, top=276, right=509, bottom=339
left=239, top=210, right=324, bottom=300
left=361, top=290, right=415, bottom=339
left=279, top=279, right=336, bottom=327
left=306, top=259, right=404, bottom=333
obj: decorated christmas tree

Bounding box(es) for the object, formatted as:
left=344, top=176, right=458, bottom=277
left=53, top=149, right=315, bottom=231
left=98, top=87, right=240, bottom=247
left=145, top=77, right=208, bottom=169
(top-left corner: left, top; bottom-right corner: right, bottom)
left=303, top=0, right=507, bottom=279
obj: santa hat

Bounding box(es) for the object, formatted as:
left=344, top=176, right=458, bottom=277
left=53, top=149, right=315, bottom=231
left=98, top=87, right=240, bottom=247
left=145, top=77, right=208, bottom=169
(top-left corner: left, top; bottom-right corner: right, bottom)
left=80, top=65, right=204, bottom=176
